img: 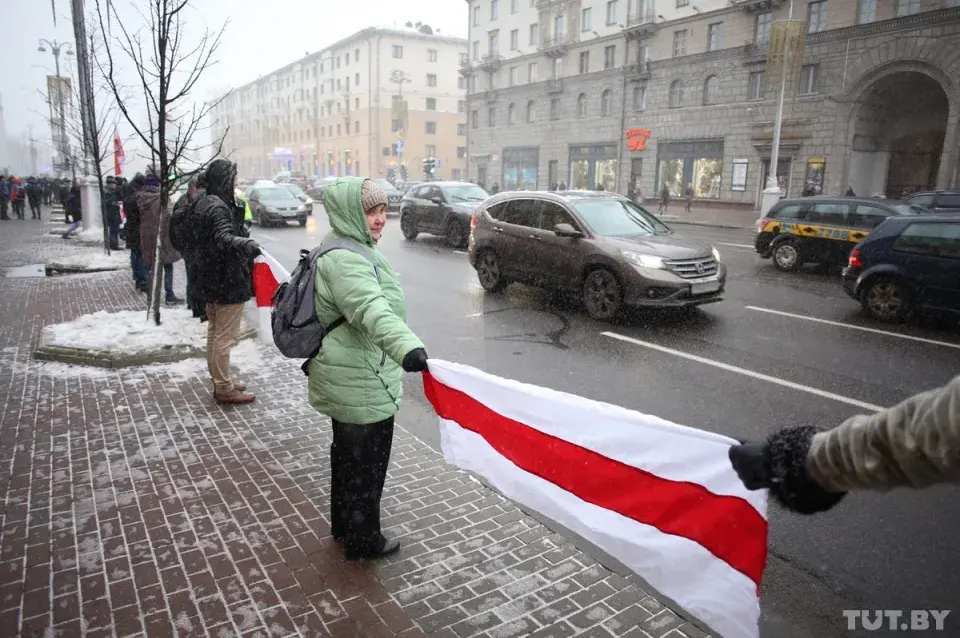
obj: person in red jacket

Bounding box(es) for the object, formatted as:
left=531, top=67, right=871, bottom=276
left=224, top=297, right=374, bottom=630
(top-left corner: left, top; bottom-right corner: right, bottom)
left=10, top=177, right=27, bottom=220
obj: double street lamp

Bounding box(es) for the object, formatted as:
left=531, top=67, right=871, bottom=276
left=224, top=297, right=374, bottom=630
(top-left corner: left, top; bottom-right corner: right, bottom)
left=38, top=38, right=74, bottom=176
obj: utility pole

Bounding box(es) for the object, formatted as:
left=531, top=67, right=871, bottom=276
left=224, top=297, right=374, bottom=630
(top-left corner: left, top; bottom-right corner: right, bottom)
left=70, top=0, right=96, bottom=178
left=38, top=39, right=73, bottom=178
left=389, top=70, right=411, bottom=173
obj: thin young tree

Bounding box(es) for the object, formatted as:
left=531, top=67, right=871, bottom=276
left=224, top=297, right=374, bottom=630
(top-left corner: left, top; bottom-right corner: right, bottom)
left=92, top=0, right=229, bottom=325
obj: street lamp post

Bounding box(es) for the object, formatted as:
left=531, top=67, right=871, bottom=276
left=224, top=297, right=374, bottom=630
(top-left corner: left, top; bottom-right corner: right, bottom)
left=38, top=39, right=73, bottom=178
left=389, top=70, right=411, bottom=174
left=761, top=0, right=798, bottom=214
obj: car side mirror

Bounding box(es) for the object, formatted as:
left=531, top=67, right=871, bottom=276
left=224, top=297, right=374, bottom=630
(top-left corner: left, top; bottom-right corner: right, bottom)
left=554, top=223, right=583, bottom=238
left=431, top=197, right=444, bottom=205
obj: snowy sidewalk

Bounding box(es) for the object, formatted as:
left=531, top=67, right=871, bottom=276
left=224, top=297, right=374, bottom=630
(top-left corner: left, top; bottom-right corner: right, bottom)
left=0, top=220, right=708, bottom=638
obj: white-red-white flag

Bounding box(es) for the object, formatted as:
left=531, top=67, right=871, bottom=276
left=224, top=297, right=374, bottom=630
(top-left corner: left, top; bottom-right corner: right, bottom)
left=252, top=250, right=289, bottom=344
left=423, top=360, right=768, bottom=638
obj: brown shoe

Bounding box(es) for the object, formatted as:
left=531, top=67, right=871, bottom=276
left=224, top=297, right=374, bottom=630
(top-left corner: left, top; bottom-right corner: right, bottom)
left=214, top=391, right=255, bottom=405
left=232, top=380, right=247, bottom=392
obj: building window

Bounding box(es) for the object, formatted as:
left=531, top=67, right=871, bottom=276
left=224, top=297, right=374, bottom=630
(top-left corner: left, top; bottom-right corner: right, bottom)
left=511, top=0, right=519, bottom=12
left=581, top=7, right=592, bottom=30
left=471, top=110, right=479, bottom=128
left=458, top=76, right=466, bottom=90
left=672, top=30, right=687, bottom=57
left=355, top=73, right=360, bottom=85
left=428, top=49, right=438, bottom=62
left=807, top=1, right=826, bottom=33
left=858, top=0, right=876, bottom=22
left=355, top=48, right=360, bottom=61
left=508, top=102, right=516, bottom=124
left=703, top=75, right=719, bottom=104
left=748, top=70, right=765, bottom=100
left=553, top=57, right=563, bottom=79
left=526, top=101, right=536, bottom=122
left=355, top=98, right=360, bottom=109
left=604, top=45, right=616, bottom=69
left=677, top=0, right=689, bottom=5
left=472, top=41, right=480, bottom=60
left=488, top=31, right=499, bottom=55
left=426, top=98, right=437, bottom=110
left=458, top=122, right=467, bottom=135
left=392, top=45, right=403, bottom=58
left=579, top=52, right=590, bottom=74
left=507, top=66, right=517, bottom=86
left=577, top=93, right=587, bottom=116
left=426, top=144, right=436, bottom=157
left=528, top=62, right=539, bottom=82
left=707, top=23, right=723, bottom=51
left=529, top=23, right=539, bottom=46
left=896, top=0, right=918, bottom=14
left=669, top=79, right=684, bottom=107
left=555, top=13, right=565, bottom=39
left=633, top=84, right=646, bottom=110
left=550, top=98, right=561, bottom=120
left=337, top=124, right=341, bottom=135
left=491, top=0, right=499, bottom=20
left=427, top=74, right=438, bottom=87
left=355, top=121, right=360, bottom=134
left=600, top=89, right=612, bottom=115
left=799, top=64, right=820, bottom=95
left=458, top=100, right=466, bottom=112
left=755, top=12, right=772, bottom=43
left=473, top=5, right=480, bottom=26
left=458, top=147, right=468, bottom=159
left=606, top=0, right=618, bottom=25
left=426, top=121, right=437, bottom=134
left=487, top=106, right=497, bottom=126
left=510, top=29, right=519, bottom=50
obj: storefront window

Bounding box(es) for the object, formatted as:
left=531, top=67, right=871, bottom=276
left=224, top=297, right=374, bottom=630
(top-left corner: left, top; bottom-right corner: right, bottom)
left=571, top=160, right=590, bottom=189
left=596, top=159, right=617, bottom=191
left=568, top=145, right=618, bottom=191
left=761, top=158, right=792, bottom=198
left=502, top=147, right=540, bottom=190
left=693, top=158, right=723, bottom=198
left=658, top=159, right=685, bottom=197
left=803, top=157, right=826, bottom=196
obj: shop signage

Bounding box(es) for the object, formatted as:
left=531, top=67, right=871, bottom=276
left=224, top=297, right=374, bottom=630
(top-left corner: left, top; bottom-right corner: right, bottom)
left=625, top=128, right=652, bottom=152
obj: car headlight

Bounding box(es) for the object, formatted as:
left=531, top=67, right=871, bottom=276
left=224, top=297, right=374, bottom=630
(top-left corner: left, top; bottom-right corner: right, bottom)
left=712, top=247, right=722, bottom=262
left=305, top=197, right=313, bottom=205
left=265, top=206, right=278, bottom=213
left=620, top=249, right=665, bottom=269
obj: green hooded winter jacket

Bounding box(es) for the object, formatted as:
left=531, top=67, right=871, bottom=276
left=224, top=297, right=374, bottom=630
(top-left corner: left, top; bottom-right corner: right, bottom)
left=308, top=177, right=424, bottom=424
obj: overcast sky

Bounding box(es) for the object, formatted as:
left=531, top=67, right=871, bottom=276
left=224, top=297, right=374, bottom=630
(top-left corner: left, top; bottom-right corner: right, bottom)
left=2, top=0, right=466, bottom=167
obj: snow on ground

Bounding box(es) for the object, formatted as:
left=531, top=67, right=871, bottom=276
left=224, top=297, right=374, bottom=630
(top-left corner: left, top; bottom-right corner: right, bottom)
left=48, top=250, right=127, bottom=270
left=43, top=308, right=208, bottom=354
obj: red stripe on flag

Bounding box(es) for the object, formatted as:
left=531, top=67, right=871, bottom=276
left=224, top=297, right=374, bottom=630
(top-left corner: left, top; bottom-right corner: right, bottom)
left=423, top=371, right=767, bottom=590
left=252, top=261, right=280, bottom=308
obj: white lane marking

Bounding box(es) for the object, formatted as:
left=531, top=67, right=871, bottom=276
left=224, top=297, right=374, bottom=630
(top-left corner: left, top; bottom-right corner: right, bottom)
left=716, top=242, right=755, bottom=249
left=745, top=306, right=960, bottom=351
left=601, top=331, right=884, bottom=412
left=255, top=232, right=279, bottom=243
left=453, top=250, right=469, bottom=255
left=466, top=312, right=484, bottom=317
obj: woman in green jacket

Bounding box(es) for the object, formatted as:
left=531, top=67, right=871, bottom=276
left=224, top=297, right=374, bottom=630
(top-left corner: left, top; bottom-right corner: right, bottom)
left=309, top=177, right=428, bottom=560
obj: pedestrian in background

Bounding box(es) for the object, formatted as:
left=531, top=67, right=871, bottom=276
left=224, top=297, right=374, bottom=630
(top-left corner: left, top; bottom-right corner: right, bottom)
left=104, top=176, right=122, bottom=250
left=137, top=170, right=183, bottom=305
left=62, top=180, right=82, bottom=237
left=658, top=183, right=670, bottom=214
left=729, top=375, right=960, bottom=514
left=310, top=177, right=428, bottom=560
left=171, top=174, right=206, bottom=319
left=26, top=177, right=42, bottom=219
left=192, top=159, right=260, bottom=405
left=10, top=177, right=26, bottom=219
left=684, top=183, right=693, bottom=213
left=0, top=176, right=9, bottom=220
left=123, top=173, right=149, bottom=292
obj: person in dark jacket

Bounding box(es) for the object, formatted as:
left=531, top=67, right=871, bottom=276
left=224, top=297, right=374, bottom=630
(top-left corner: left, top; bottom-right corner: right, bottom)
left=193, top=159, right=260, bottom=405
left=171, top=175, right=206, bottom=319
left=138, top=172, right=183, bottom=305
left=62, top=181, right=83, bottom=237
left=104, top=176, right=123, bottom=249
left=124, top=174, right=149, bottom=291
left=10, top=177, right=27, bottom=219
left=26, top=177, right=43, bottom=219
left=0, top=176, right=9, bottom=220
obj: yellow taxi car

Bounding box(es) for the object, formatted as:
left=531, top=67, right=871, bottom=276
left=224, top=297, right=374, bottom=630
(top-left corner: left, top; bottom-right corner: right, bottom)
left=754, top=197, right=922, bottom=272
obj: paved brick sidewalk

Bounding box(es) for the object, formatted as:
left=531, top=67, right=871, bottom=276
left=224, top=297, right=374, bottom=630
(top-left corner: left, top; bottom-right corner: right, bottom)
left=0, top=217, right=710, bottom=638
left=656, top=206, right=759, bottom=230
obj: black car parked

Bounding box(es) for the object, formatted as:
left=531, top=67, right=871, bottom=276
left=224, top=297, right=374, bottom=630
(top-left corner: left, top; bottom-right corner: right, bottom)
left=842, top=215, right=960, bottom=323
left=399, top=181, right=490, bottom=248
left=904, top=190, right=960, bottom=214
left=754, top=196, right=922, bottom=272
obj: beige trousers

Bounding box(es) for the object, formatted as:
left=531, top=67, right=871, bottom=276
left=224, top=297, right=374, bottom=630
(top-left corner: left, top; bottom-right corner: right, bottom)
left=205, top=303, right=244, bottom=396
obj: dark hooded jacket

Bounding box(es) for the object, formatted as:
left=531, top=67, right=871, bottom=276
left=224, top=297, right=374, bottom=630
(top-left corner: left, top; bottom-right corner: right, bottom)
left=137, top=183, right=182, bottom=269
left=123, top=174, right=146, bottom=251
left=192, top=159, right=257, bottom=305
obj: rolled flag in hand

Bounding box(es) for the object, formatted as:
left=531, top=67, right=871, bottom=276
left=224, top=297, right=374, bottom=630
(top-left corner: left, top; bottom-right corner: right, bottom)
left=423, top=359, right=768, bottom=638
left=252, top=250, right=290, bottom=344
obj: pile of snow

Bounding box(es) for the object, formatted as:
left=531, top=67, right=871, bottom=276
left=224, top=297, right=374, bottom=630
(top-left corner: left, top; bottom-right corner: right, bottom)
left=48, top=250, right=127, bottom=271
left=42, top=308, right=207, bottom=355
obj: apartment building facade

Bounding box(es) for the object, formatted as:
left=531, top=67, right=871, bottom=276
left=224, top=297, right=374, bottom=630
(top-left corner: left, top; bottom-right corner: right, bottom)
left=210, top=27, right=469, bottom=181
left=464, top=0, right=960, bottom=206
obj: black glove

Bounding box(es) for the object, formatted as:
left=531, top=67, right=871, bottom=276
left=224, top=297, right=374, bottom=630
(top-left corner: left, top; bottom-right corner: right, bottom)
left=728, top=426, right=847, bottom=515
left=401, top=348, right=428, bottom=373
left=240, top=238, right=261, bottom=258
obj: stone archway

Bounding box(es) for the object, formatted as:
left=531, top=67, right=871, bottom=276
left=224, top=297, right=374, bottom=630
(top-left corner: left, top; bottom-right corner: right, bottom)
left=848, top=71, right=950, bottom=197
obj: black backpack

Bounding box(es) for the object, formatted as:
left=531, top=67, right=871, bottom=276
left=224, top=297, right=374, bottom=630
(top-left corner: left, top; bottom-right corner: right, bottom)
left=271, top=236, right=380, bottom=375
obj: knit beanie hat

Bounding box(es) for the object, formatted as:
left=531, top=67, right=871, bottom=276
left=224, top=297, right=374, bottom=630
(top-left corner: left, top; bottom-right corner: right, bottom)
left=360, top=179, right=388, bottom=213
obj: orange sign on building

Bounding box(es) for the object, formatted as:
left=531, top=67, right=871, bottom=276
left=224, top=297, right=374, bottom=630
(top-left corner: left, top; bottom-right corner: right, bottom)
left=625, top=128, right=652, bottom=151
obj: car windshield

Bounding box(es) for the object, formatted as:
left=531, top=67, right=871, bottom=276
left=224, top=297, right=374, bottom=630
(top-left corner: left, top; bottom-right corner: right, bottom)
left=258, top=187, right=296, bottom=201
left=375, top=180, right=399, bottom=192
left=283, top=185, right=306, bottom=197
left=574, top=199, right=671, bottom=237
left=441, top=184, right=489, bottom=202
left=890, top=204, right=926, bottom=215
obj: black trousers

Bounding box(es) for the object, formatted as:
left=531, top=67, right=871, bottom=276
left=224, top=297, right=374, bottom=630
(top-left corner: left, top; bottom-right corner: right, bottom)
left=330, top=416, right=394, bottom=552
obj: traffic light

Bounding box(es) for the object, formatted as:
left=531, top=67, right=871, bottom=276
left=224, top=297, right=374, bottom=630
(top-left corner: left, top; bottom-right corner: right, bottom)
left=422, top=157, right=437, bottom=179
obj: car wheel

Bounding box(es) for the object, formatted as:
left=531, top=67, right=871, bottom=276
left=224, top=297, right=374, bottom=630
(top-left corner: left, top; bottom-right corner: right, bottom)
left=772, top=239, right=802, bottom=272
left=583, top=268, right=623, bottom=321
left=446, top=219, right=467, bottom=248
left=862, top=277, right=911, bottom=323
left=401, top=214, right=418, bottom=241
left=298, top=218, right=307, bottom=227
left=476, top=250, right=508, bottom=292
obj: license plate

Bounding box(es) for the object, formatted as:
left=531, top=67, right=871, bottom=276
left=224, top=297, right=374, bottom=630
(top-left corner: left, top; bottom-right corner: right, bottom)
left=282, top=211, right=297, bottom=217
left=690, top=279, right=720, bottom=295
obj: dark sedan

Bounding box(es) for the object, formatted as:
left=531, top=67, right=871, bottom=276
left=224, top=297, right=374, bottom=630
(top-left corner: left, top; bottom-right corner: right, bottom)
left=373, top=179, right=404, bottom=214
left=247, top=186, right=309, bottom=227
left=399, top=181, right=490, bottom=248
